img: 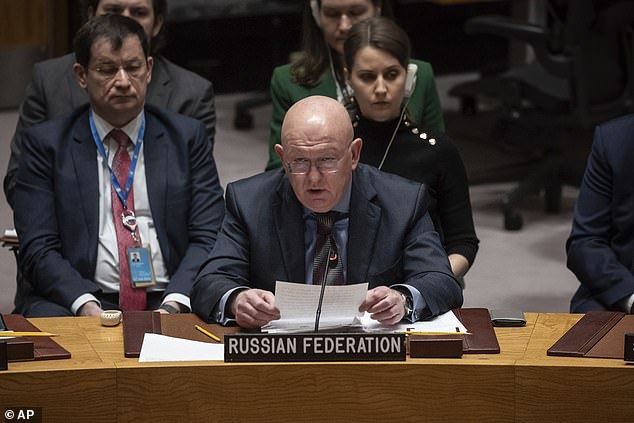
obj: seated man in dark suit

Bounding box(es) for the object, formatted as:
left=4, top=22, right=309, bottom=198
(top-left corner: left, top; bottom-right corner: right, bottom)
left=192, top=95, right=462, bottom=329
left=567, top=113, right=634, bottom=313
left=4, top=0, right=216, bottom=208
left=13, top=15, right=224, bottom=317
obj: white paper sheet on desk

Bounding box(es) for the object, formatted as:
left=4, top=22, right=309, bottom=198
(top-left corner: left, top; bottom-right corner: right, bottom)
left=361, top=310, right=469, bottom=334
left=263, top=281, right=368, bottom=333
left=138, top=333, right=224, bottom=362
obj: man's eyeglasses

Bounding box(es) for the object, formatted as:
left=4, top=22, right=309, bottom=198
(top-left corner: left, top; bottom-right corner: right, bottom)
left=285, top=155, right=347, bottom=175
left=91, top=61, right=147, bottom=81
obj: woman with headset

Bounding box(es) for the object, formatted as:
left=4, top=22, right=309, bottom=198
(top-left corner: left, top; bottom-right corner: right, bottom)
left=346, top=17, right=478, bottom=278
left=265, top=0, right=444, bottom=170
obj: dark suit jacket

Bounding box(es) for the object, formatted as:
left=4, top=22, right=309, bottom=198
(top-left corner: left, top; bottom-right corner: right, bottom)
left=567, top=113, right=634, bottom=312
left=13, top=104, right=225, bottom=313
left=4, top=54, right=215, bottom=208
left=192, top=164, right=463, bottom=322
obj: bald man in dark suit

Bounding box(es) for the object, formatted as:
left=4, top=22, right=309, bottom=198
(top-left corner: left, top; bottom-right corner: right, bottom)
left=192, top=96, right=462, bottom=329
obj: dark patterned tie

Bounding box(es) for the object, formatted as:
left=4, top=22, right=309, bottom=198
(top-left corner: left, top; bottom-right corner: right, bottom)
left=312, top=212, right=345, bottom=286
left=110, top=129, right=146, bottom=311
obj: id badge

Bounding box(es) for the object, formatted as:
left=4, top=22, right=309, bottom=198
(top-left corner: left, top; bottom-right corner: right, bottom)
left=127, top=245, right=156, bottom=287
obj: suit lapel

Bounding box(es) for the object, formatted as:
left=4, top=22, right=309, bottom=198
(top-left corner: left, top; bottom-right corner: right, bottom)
left=273, top=177, right=306, bottom=282
left=146, top=57, right=170, bottom=108
left=142, top=111, right=168, bottom=259
left=70, top=110, right=99, bottom=260
left=347, top=171, right=381, bottom=284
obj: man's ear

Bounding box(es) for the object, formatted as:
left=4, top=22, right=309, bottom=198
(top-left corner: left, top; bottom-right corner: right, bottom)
left=146, top=56, right=154, bottom=84
left=350, top=138, right=362, bottom=170
left=73, top=63, right=88, bottom=89
left=274, top=144, right=285, bottom=169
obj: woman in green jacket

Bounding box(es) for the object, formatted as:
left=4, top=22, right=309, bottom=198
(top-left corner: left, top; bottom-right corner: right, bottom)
left=266, top=0, right=444, bottom=170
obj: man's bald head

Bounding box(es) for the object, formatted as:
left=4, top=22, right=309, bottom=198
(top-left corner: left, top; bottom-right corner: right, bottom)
left=281, top=96, right=353, bottom=149
left=275, top=95, right=362, bottom=213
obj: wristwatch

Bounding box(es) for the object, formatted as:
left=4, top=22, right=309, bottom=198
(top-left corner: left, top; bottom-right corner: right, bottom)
left=160, top=303, right=181, bottom=314
left=396, top=290, right=413, bottom=318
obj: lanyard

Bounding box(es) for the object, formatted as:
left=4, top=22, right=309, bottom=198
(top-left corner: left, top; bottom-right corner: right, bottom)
left=89, top=109, right=145, bottom=210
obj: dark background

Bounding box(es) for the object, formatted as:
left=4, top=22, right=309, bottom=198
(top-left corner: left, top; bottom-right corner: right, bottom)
left=67, top=0, right=512, bottom=94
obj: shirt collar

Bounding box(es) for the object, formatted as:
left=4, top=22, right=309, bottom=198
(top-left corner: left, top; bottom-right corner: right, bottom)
left=92, top=109, right=144, bottom=146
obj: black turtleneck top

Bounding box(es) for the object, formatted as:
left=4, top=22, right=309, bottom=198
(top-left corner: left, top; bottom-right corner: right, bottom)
left=355, top=113, right=479, bottom=266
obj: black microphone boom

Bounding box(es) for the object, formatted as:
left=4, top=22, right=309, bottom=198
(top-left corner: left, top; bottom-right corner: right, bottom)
left=314, top=244, right=334, bottom=332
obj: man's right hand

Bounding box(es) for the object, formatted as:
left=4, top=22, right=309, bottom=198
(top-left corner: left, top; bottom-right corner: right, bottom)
left=78, top=301, right=103, bottom=316
left=230, top=289, right=280, bottom=329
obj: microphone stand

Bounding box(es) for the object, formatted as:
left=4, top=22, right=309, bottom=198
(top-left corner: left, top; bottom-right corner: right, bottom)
left=314, top=244, right=333, bottom=333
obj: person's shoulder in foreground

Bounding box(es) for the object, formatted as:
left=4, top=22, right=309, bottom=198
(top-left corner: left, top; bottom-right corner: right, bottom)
left=567, top=113, right=634, bottom=313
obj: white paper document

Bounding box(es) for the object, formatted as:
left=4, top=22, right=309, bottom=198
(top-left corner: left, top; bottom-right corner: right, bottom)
left=138, top=333, right=224, bottom=362
left=361, top=310, right=469, bottom=334
left=263, top=281, right=369, bottom=333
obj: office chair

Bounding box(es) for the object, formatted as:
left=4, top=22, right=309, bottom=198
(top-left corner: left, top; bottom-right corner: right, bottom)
left=234, top=92, right=272, bottom=129
left=231, top=1, right=302, bottom=130
left=449, top=0, right=634, bottom=230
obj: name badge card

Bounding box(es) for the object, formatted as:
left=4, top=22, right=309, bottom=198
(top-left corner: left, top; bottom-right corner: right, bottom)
left=127, top=246, right=155, bottom=287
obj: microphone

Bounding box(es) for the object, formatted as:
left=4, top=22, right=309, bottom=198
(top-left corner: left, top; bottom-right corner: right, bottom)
left=314, top=243, right=337, bottom=332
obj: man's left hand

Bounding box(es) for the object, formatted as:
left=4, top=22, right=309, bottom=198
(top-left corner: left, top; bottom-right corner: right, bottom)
left=359, top=287, right=405, bottom=325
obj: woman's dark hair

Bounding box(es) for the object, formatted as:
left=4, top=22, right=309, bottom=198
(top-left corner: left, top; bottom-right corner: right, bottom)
left=343, top=16, right=410, bottom=72
left=81, top=0, right=167, bottom=54
left=74, top=14, right=150, bottom=68
left=291, top=0, right=393, bottom=87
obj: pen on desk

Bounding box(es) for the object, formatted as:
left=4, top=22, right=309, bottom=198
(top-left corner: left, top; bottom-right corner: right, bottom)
left=194, top=325, right=222, bottom=342
left=0, top=331, right=58, bottom=337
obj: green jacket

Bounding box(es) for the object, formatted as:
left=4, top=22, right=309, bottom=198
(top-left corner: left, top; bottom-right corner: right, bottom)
left=265, top=58, right=444, bottom=170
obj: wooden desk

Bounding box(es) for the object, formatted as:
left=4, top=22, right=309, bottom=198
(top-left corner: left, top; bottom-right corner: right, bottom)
left=2, top=313, right=633, bottom=422
left=79, top=315, right=529, bottom=422
left=0, top=317, right=116, bottom=422
left=516, top=313, right=634, bottom=423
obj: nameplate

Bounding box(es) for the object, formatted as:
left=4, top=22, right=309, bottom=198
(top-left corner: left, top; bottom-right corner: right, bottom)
left=224, top=333, right=406, bottom=362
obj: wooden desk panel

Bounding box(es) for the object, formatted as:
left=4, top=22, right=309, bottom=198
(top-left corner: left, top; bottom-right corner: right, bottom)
left=76, top=315, right=521, bottom=422
left=110, top=314, right=520, bottom=423
left=2, top=313, right=632, bottom=422
left=516, top=313, right=634, bottom=423
left=116, top=362, right=515, bottom=423
left=0, top=317, right=116, bottom=423
left=516, top=365, right=634, bottom=423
